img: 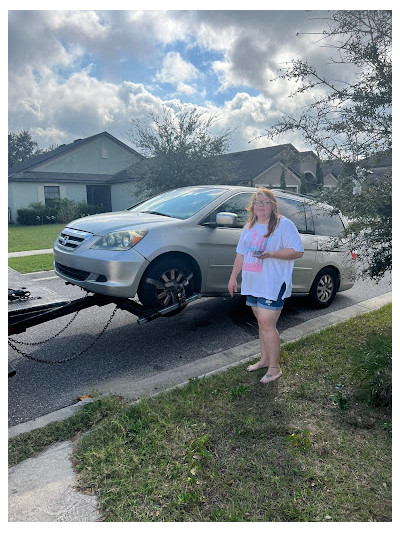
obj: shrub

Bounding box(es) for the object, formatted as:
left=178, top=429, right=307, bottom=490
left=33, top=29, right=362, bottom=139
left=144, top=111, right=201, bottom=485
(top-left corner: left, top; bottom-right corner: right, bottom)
left=17, top=200, right=109, bottom=225
left=351, top=334, right=392, bottom=408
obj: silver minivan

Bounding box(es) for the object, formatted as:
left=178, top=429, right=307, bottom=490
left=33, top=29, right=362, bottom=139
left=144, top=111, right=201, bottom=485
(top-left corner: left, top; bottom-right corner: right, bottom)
left=53, top=186, right=356, bottom=310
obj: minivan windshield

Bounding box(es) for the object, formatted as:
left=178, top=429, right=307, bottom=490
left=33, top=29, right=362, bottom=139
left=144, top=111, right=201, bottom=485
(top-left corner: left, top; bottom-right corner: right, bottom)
left=128, top=187, right=227, bottom=219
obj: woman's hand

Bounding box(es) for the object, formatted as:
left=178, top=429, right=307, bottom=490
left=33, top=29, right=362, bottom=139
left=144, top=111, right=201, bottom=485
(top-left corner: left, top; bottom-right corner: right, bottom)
left=253, top=251, right=272, bottom=259
left=228, top=277, right=237, bottom=297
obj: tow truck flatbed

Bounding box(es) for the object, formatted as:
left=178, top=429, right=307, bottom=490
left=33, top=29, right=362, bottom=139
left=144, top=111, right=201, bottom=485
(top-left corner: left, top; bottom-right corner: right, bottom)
left=8, top=268, right=71, bottom=318
left=8, top=268, right=201, bottom=377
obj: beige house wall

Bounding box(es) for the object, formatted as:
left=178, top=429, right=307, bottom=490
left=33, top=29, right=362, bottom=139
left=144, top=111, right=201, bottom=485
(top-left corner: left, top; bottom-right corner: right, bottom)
left=254, top=162, right=301, bottom=192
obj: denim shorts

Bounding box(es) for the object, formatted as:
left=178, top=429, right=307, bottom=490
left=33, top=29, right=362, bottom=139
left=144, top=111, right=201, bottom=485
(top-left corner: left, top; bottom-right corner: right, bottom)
left=246, top=283, right=286, bottom=311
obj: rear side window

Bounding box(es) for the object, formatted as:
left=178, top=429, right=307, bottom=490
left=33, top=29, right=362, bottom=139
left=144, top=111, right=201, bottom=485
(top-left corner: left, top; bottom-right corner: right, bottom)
left=276, top=197, right=308, bottom=233
left=312, top=207, right=345, bottom=237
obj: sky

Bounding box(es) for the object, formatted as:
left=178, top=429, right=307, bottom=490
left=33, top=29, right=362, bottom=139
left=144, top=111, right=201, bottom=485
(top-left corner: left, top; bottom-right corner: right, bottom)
left=7, top=5, right=382, bottom=155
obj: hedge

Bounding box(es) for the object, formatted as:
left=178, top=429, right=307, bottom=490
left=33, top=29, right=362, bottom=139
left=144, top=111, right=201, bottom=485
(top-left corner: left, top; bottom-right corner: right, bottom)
left=17, top=199, right=108, bottom=225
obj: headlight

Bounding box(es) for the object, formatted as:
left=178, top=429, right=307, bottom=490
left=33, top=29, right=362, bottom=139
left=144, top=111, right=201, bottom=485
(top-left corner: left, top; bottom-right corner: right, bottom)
left=91, top=229, right=148, bottom=251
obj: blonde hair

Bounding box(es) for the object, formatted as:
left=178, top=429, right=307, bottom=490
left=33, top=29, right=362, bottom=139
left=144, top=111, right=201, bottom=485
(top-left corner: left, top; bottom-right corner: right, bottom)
left=246, top=188, right=281, bottom=237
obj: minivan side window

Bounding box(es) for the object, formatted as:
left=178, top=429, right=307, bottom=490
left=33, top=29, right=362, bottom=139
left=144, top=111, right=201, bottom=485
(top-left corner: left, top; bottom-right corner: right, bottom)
left=207, top=193, right=254, bottom=227
left=312, top=207, right=345, bottom=237
left=276, top=197, right=308, bottom=234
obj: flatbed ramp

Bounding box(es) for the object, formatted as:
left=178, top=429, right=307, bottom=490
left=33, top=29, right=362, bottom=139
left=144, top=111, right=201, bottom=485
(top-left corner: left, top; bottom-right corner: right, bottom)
left=8, top=268, right=71, bottom=318
left=8, top=268, right=71, bottom=377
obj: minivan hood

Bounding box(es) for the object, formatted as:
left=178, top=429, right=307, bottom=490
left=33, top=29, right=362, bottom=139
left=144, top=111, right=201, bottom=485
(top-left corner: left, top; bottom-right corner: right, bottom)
left=66, top=211, right=178, bottom=235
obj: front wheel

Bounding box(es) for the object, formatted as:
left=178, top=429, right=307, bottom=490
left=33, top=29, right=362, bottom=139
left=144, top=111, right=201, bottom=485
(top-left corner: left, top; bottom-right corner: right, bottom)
left=309, top=267, right=338, bottom=308
left=137, top=257, right=196, bottom=312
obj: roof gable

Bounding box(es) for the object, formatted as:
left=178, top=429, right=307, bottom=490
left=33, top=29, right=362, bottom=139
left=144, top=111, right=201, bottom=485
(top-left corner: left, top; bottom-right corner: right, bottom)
left=8, top=131, right=143, bottom=175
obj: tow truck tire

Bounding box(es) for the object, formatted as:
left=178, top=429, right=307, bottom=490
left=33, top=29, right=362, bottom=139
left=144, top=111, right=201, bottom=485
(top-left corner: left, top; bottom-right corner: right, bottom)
left=308, top=267, right=338, bottom=308
left=137, top=256, right=196, bottom=312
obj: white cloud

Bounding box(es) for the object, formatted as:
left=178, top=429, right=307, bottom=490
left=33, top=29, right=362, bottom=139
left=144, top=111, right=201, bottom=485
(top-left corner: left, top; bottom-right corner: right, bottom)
left=8, top=9, right=336, bottom=154
left=155, top=52, right=199, bottom=94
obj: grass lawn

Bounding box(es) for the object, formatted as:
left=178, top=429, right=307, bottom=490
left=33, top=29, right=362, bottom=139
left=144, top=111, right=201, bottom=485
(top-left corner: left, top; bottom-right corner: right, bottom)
left=8, top=254, right=54, bottom=273
left=8, top=305, right=392, bottom=522
left=8, top=224, right=64, bottom=252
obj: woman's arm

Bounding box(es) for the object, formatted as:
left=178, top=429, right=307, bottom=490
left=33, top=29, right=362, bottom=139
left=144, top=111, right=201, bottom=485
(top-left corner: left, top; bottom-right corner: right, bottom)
left=228, top=253, right=244, bottom=296
left=259, top=249, right=304, bottom=260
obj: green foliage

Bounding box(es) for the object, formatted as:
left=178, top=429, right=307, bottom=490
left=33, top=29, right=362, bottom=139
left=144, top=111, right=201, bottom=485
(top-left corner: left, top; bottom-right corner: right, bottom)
left=128, top=105, right=238, bottom=197
left=266, top=11, right=392, bottom=280
left=315, top=160, right=324, bottom=188
left=319, top=170, right=391, bottom=279
left=351, top=333, right=392, bottom=408
left=287, top=430, right=311, bottom=450
left=333, top=391, right=351, bottom=410
left=16, top=199, right=108, bottom=225
left=268, top=11, right=391, bottom=162
left=300, top=174, right=308, bottom=194
left=230, top=383, right=251, bottom=399
left=280, top=168, right=287, bottom=190
left=8, top=130, right=42, bottom=168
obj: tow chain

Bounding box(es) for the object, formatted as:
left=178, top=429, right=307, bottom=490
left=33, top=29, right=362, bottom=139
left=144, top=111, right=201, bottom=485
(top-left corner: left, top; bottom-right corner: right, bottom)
left=8, top=305, right=118, bottom=365
left=9, top=311, right=79, bottom=346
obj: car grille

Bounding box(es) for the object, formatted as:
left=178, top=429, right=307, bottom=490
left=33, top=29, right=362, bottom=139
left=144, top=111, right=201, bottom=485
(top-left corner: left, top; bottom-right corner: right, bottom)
left=57, top=229, right=92, bottom=250
left=55, top=262, right=91, bottom=281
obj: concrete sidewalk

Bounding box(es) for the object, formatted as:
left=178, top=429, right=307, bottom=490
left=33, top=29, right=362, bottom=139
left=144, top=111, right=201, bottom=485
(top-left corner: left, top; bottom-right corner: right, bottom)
left=8, top=292, right=392, bottom=522
left=8, top=249, right=53, bottom=257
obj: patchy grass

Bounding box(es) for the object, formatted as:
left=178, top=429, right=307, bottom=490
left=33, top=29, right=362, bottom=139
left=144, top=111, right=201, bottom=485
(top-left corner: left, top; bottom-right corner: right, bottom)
left=8, top=224, right=64, bottom=252
left=8, top=253, right=54, bottom=273
left=9, top=305, right=392, bottom=522
left=8, top=395, right=127, bottom=467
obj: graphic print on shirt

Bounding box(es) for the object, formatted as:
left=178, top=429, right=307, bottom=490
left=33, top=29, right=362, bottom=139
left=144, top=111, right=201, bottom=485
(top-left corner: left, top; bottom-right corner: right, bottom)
left=242, top=230, right=268, bottom=272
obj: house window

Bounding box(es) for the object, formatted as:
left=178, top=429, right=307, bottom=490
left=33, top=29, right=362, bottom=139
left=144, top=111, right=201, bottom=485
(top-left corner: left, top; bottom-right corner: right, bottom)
left=87, top=185, right=111, bottom=211
left=101, top=147, right=109, bottom=159
left=44, top=186, right=60, bottom=206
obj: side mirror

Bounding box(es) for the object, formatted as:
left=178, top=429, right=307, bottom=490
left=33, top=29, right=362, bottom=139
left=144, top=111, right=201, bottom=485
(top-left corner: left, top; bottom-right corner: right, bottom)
left=216, top=212, right=238, bottom=227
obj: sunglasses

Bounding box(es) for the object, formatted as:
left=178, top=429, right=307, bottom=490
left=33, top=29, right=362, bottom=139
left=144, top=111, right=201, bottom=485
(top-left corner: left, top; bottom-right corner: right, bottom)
left=254, top=200, right=271, bottom=206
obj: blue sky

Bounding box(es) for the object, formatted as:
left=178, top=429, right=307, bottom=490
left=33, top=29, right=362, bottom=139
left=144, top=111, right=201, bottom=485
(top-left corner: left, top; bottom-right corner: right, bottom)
left=7, top=7, right=371, bottom=154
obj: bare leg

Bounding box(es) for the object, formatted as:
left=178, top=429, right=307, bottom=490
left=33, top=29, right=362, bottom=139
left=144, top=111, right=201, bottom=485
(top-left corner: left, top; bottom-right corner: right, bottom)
left=246, top=306, right=270, bottom=371
left=256, top=308, right=283, bottom=384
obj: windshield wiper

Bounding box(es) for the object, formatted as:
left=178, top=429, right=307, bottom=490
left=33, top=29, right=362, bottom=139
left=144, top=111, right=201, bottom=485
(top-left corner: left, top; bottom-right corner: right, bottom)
left=140, top=210, right=173, bottom=218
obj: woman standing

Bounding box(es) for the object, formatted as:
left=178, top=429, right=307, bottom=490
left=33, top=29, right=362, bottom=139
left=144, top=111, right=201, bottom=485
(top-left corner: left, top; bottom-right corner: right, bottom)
left=228, top=188, right=304, bottom=384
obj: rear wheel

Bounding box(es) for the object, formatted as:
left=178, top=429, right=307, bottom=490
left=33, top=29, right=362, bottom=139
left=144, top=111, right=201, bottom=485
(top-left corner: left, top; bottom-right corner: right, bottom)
left=137, top=257, right=195, bottom=312
left=309, top=267, right=338, bottom=308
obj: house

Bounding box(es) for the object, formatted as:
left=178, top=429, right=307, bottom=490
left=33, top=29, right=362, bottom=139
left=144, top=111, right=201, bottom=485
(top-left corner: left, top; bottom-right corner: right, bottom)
left=8, top=132, right=144, bottom=223
left=220, top=143, right=339, bottom=191
left=10, top=130, right=389, bottom=224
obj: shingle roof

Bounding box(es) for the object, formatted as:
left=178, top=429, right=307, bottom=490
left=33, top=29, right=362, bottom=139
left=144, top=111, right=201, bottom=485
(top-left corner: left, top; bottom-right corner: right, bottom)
left=8, top=131, right=143, bottom=175
left=8, top=171, right=114, bottom=183
left=220, top=144, right=299, bottom=181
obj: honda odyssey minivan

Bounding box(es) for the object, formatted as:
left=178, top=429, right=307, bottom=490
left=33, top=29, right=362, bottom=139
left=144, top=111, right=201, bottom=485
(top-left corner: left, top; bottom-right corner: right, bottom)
left=53, top=186, right=357, bottom=310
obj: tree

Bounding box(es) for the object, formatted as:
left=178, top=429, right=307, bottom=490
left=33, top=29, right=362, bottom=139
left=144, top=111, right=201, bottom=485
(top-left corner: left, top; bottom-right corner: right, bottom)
left=266, top=10, right=392, bottom=280
left=315, top=160, right=324, bottom=189
left=128, top=106, right=237, bottom=196
left=280, top=168, right=287, bottom=190
left=300, top=174, right=308, bottom=194
left=8, top=130, right=42, bottom=168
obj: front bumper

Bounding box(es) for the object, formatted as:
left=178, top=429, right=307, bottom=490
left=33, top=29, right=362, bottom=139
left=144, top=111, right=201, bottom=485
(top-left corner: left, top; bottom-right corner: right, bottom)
left=53, top=243, right=150, bottom=298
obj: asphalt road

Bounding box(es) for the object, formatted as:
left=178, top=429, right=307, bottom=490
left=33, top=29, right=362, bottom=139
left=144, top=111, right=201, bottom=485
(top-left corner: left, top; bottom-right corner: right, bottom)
left=8, top=270, right=391, bottom=427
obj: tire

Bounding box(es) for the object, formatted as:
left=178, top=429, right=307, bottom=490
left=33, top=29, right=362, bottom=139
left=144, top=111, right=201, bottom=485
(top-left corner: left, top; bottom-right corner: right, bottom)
left=309, top=267, right=338, bottom=308
left=137, top=256, right=196, bottom=312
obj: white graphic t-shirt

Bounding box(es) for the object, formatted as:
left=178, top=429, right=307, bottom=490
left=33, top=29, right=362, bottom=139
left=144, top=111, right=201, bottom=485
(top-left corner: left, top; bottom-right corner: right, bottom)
left=236, top=216, right=304, bottom=301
